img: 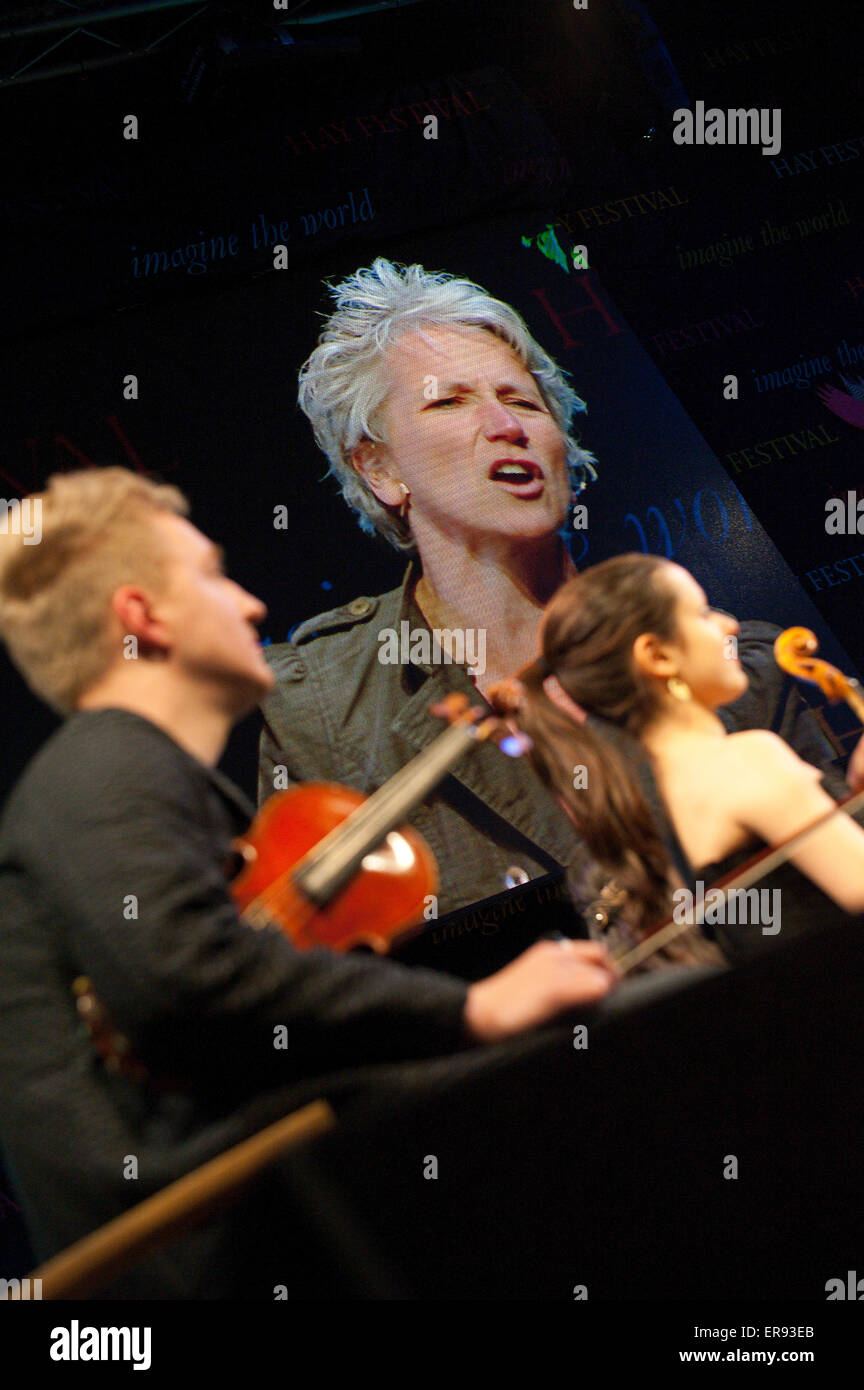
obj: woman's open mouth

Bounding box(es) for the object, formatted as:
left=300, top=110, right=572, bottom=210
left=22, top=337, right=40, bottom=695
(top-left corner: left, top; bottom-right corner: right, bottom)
left=488, top=459, right=545, bottom=499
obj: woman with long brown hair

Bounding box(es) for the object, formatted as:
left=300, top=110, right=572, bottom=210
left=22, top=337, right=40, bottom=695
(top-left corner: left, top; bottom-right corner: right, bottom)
left=489, top=552, right=864, bottom=965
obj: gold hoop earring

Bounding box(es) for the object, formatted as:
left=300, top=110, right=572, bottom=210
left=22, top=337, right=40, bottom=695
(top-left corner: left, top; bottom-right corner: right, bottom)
left=397, top=482, right=411, bottom=519
left=666, top=675, right=692, bottom=702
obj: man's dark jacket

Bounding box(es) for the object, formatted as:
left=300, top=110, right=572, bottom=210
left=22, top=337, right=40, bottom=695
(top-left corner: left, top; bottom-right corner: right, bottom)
left=0, top=709, right=471, bottom=1295
left=260, top=568, right=849, bottom=916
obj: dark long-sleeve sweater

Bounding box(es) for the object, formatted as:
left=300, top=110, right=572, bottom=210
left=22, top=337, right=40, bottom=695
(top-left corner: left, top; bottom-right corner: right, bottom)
left=0, top=708, right=470, bottom=1276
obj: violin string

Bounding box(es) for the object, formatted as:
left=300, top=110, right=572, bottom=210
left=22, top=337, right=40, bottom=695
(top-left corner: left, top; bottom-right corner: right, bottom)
left=246, top=720, right=481, bottom=921
left=249, top=724, right=469, bottom=919
left=295, top=721, right=479, bottom=898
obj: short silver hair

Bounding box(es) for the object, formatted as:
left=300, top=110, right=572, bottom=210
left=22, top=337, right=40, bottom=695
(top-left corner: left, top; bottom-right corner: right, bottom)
left=297, top=257, right=598, bottom=551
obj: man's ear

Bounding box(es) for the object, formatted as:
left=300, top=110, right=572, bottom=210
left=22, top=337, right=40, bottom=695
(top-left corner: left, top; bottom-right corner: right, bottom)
left=349, top=439, right=403, bottom=508
left=632, top=632, right=677, bottom=680
left=110, top=584, right=171, bottom=658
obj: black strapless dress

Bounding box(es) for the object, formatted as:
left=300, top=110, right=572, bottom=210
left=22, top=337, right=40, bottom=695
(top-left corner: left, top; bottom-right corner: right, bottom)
left=581, top=712, right=863, bottom=966
left=696, top=826, right=864, bottom=964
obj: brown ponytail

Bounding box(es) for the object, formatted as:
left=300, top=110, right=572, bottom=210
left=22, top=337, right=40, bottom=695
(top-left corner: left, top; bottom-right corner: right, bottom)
left=489, top=554, right=686, bottom=930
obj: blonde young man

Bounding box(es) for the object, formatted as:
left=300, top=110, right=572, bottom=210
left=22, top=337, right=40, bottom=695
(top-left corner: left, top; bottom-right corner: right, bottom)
left=0, top=467, right=615, bottom=1296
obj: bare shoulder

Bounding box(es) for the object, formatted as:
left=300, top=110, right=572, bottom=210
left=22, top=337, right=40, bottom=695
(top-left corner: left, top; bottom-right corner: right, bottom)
left=723, top=729, right=823, bottom=789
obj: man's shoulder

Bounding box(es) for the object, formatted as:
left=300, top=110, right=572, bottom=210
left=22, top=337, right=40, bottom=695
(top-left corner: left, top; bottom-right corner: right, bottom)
left=1, top=710, right=201, bottom=832
left=264, top=583, right=404, bottom=681
left=51, top=708, right=192, bottom=772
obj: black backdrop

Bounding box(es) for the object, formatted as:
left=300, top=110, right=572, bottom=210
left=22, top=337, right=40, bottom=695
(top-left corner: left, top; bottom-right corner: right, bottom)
left=2, top=0, right=864, bottom=1296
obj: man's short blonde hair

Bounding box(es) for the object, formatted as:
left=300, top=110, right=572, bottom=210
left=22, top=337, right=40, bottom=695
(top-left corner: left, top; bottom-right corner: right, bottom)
left=0, top=467, right=188, bottom=713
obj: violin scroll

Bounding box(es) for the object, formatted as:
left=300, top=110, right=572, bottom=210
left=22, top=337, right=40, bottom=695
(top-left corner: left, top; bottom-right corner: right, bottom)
left=773, top=627, right=856, bottom=703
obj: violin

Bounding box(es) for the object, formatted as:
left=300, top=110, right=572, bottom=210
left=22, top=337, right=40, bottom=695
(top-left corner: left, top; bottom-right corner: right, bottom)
left=230, top=694, right=515, bottom=953
left=71, top=698, right=515, bottom=1088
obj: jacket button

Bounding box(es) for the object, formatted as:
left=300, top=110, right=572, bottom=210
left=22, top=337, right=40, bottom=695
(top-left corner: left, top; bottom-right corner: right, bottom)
left=347, top=597, right=372, bottom=617
left=282, top=658, right=307, bottom=681
left=504, top=865, right=530, bottom=888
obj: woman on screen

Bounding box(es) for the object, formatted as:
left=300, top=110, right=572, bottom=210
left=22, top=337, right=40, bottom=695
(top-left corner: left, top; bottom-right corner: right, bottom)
left=259, top=257, right=848, bottom=923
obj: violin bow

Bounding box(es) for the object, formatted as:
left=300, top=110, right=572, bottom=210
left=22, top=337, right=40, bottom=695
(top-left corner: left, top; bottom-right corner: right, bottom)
left=612, top=786, right=864, bottom=976
left=612, top=627, right=864, bottom=977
